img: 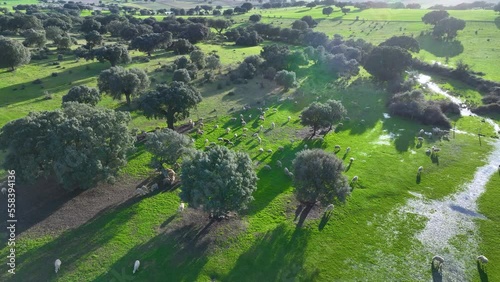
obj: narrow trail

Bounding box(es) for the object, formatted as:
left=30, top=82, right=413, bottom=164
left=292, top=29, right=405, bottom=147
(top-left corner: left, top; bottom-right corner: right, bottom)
left=398, top=75, right=500, bottom=280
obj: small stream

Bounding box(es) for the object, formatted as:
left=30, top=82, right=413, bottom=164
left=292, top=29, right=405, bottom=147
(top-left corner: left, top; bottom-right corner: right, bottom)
left=400, top=74, right=500, bottom=280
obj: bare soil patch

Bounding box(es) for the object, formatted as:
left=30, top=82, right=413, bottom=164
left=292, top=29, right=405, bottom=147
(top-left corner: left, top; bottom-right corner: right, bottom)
left=0, top=175, right=153, bottom=239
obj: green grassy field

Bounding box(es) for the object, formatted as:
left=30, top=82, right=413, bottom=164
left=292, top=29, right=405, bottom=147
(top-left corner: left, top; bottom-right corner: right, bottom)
left=0, top=4, right=500, bottom=282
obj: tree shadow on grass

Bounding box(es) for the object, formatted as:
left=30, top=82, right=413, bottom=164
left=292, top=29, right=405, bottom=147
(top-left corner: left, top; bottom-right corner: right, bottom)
left=495, top=16, right=500, bottom=29
left=416, top=35, right=464, bottom=58
left=223, top=224, right=319, bottom=282
left=318, top=211, right=332, bottom=231
left=3, top=196, right=145, bottom=282
left=91, top=221, right=210, bottom=282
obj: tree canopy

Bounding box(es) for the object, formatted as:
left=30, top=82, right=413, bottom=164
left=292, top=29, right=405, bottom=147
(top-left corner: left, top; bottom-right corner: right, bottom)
left=0, top=36, right=30, bottom=71
left=293, top=149, right=350, bottom=207
left=140, top=81, right=202, bottom=129
left=0, top=102, right=134, bottom=190
left=380, top=35, right=420, bottom=52
left=363, top=46, right=412, bottom=81
left=300, top=102, right=333, bottom=135
left=129, top=32, right=172, bottom=56
left=97, top=66, right=150, bottom=106
left=180, top=146, right=258, bottom=219
left=422, top=10, right=449, bottom=25
left=145, top=128, right=194, bottom=168
left=62, top=85, right=101, bottom=106
left=432, top=17, right=466, bottom=40
left=274, top=70, right=298, bottom=91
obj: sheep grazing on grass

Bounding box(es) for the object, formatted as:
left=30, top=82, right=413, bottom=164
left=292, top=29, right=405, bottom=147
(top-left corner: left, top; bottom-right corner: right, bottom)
left=276, top=160, right=282, bottom=167
left=230, top=117, right=237, bottom=121
left=214, top=124, right=219, bottom=129
left=278, top=146, right=284, bottom=151
left=263, top=165, right=272, bottom=170
left=228, top=141, right=234, bottom=146
left=197, top=129, right=204, bottom=135
left=417, top=137, right=424, bottom=142
left=349, top=158, right=354, bottom=163
left=432, top=255, right=444, bottom=270
left=418, top=166, right=423, bottom=174
left=188, top=119, right=194, bottom=127
left=288, top=116, right=291, bottom=122
left=271, top=122, right=276, bottom=129
left=477, top=255, right=489, bottom=264
left=205, top=139, right=209, bottom=143
left=178, top=202, right=185, bottom=212
left=257, top=136, right=262, bottom=144
left=243, top=127, right=248, bottom=132
left=55, top=259, right=61, bottom=274
left=252, top=133, right=259, bottom=137
left=426, top=148, right=431, bottom=155
left=259, top=125, right=264, bottom=131
left=248, top=114, right=252, bottom=119
left=209, top=142, right=216, bottom=146
left=419, top=129, right=424, bottom=136
left=218, top=137, right=223, bottom=141
left=242, top=134, right=247, bottom=137
left=334, top=145, right=341, bottom=151
left=352, top=176, right=358, bottom=182
left=325, top=204, right=334, bottom=213
left=234, top=133, right=238, bottom=138
left=242, top=120, right=247, bottom=126
left=346, top=147, right=351, bottom=154
left=267, top=149, right=273, bottom=153
left=259, top=115, right=265, bottom=121
left=136, top=186, right=148, bottom=196
left=1, top=187, right=6, bottom=195
left=432, top=147, right=441, bottom=155
left=133, top=260, right=140, bottom=274
left=259, top=148, right=264, bottom=153
left=226, top=127, right=231, bottom=133
left=273, top=108, right=278, bottom=112
left=199, top=122, right=204, bottom=128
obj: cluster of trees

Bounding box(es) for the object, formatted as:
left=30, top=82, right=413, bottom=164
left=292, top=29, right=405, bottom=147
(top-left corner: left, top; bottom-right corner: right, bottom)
left=430, top=2, right=498, bottom=10
left=171, top=50, right=220, bottom=82
left=422, top=11, right=466, bottom=40
left=0, top=36, right=30, bottom=71
left=0, top=103, right=134, bottom=190
left=301, top=100, right=347, bottom=135
left=388, top=90, right=454, bottom=128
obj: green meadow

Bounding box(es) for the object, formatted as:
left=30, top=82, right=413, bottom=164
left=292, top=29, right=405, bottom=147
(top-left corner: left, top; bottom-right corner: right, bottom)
left=0, top=3, right=499, bottom=282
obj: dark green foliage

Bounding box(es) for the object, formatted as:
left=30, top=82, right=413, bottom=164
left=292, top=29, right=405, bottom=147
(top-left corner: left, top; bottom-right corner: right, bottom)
left=235, top=31, right=263, bottom=46
left=54, top=35, right=73, bottom=50
left=322, top=7, right=334, bottom=16
left=83, top=44, right=131, bottom=66
left=129, top=32, right=172, bottom=56
left=98, top=66, right=150, bottom=106
left=300, top=15, right=317, bottom=28
left=180, top=146, right=258, bottom=218
left=380, top=36, right=420, bottom=52
left=249, top=14, right=261, bottom=22
left=300, top=102, right=332, bottom=135
left=237, top=55, right=264, bottom=79
left=341, top=8, right=351, bottom=15
left=81, top=18, right=101, bottom=33
left=293, top=149, right=350, bottom=206
left=62, top=85, right=101, bottom=106
left=170, top=39, right=196, bottom=55
left=180, top=23, right=210, bottom=44
left=140, top=81, right=202, bottom=129
left=0, top=102, right=134, bottom=190
left=22, top=28, right=46, bottom=48
left=189, top=50, right=206, bottom=69
left=84, top=30, right=103, bottom=49
left=326, top=99, right=347, bottom=125
left=44, top=25, right=64, bottom=42
left=261, top=44, right=290, bottom=70
left=274, top=70, right=297, bottom=91
left=208, top=19, right=231, bottom=34
left=363, top=46, right=412, bottom=81
left=206, top=54, right=221, bottom=70
left=324, top=53, right=360, bottom=78
left=292, top=20, right=309, bottom=30
left=0, top=36, right=30, bottom=71
left=432, top=17, right=466, bottom=40
left=422, top=10, right=449, bottom=25
left=145, top=128, right=194, bottom=168
left=173, top=68, right=191, bottom=82
left=174, top=56, right=190, bottom=69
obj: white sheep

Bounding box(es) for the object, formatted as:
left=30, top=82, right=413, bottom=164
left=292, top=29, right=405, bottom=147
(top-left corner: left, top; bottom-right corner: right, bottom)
left=271, top=122, right=276, bottom=129
left=346, top=147, right=351, bottom=153
left=234, top=133, right=238, bottom=138
left=267, top=149, right=273, bottom=153
left=288, top=116, right=291, bottom=122
left=242, top=134, right=247, bottom=137
left=259, top=148, right=264, bottom=153
left=218, top=137, right=223, bottom=141
left=334, top=145, right=341, bottom=150
left=252, top=133, right=259, bottom=137
left=278, top=146, right=284, bottom=151
left=257, top=136, right=262, bottom=144
left=133, top=260, right=140, bottom=274
left=432, top=255, right=444, bottom=270
left=178, top=202, right=185, bottom=212
left=209, top=142, right=216, bottom=146
left=242, top=121, right=247, bottom=126
left=226, top=127, right=231, bottom=133
left=230, top=117, right=237, bottom=121
left=477, top=255, right=489, bottom=264
left=276, top=160, right=282, bottom=167
left=350, top=157, right=354, bottom=163
left=214, top=124, right=219, bottom=129
left=55, top=259, right=61, bottom=273
left=1, top=187, right=6, bottom=195
left=136, top=186, right=148, bottom=196
left=417, top=136, right=424, bottom=142
left=243, top=127, right=248, bottom=132
left=260, top=125, right=264, bottom=131
left=325, top=204, right=334, bottom=213
left=352, top=176, right=358, bottom=182
left=205, top=139, right=209, bottom=143
left=418, top=166, right=423, bottom=174
left=284, top=167, right=289, bottom=174
left=263, top=165, right=272, bottom=170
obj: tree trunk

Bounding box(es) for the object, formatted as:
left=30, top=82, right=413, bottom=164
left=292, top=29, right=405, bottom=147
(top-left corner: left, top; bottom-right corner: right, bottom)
left=166, top=112, right=175, bottom=130
left=125, top=94, right=131, bottom=107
